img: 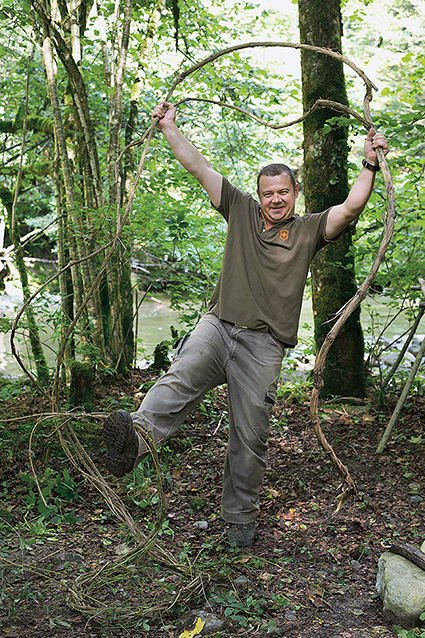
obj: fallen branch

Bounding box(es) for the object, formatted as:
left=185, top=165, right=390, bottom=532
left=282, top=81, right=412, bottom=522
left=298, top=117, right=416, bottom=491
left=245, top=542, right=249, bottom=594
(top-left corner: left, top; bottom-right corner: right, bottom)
left=376, top=277, right=425, bottom=453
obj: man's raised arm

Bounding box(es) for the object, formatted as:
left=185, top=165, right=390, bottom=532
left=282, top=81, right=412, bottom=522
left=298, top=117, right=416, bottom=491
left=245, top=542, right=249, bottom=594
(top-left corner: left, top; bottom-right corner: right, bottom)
left=325, top=128, right=390, bottom=240
left=152, top=102, right=223, bottom=208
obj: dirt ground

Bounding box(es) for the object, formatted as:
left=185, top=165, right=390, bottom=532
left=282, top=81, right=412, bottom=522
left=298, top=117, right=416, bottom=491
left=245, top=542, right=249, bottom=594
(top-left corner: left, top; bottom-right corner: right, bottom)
left=1, top=368, right=424, bottom=638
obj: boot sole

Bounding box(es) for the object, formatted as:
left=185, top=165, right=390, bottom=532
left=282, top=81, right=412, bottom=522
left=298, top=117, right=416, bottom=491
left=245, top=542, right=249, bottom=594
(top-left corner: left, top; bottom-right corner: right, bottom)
left=102, top=410, right=138, bottom=477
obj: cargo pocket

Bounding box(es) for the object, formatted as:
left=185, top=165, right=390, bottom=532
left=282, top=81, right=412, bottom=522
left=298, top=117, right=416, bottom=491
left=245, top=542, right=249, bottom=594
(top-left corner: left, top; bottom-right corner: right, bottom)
left=252, top=389, right=276, bottom=445
left=172, top=332, right=191, bottom=361
left=264, top=391, right=275, bottom=406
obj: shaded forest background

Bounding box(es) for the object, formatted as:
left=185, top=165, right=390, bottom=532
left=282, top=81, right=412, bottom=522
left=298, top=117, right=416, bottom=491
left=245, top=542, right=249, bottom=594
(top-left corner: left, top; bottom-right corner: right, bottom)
left=0, top=0, right=424, bottom=402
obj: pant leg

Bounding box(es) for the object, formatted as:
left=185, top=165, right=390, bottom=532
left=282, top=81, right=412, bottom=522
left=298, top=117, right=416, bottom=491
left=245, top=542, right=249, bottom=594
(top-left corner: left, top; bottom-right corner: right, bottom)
left=220, top=326, right=285, bottom=524
left=131, top=312, right=227, bottom=455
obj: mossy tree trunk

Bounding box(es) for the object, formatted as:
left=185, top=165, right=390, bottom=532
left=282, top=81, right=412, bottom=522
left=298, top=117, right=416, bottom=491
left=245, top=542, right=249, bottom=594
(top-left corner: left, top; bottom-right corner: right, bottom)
left=299, top=0, right=366, bottom=398
left=119, top=0, right=166, bottom=370
left=31, top=0, right=132, bottom=376
left=0, top=184, right=50, bottom=387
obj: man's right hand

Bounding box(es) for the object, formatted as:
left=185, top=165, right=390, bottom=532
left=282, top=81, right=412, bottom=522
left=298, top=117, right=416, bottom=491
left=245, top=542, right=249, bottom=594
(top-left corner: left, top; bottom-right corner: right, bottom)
left=151, top=100, right=222, bottom=208
left=152, top=102, right=176, bottom=130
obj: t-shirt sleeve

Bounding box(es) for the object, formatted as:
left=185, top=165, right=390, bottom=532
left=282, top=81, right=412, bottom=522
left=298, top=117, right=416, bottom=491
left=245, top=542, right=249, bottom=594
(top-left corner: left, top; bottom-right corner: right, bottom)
left=309, top=208, right=336, bottom=254
left=213, top=176, right=254, bottom=222
left=296, top=208, right=337, bottom=256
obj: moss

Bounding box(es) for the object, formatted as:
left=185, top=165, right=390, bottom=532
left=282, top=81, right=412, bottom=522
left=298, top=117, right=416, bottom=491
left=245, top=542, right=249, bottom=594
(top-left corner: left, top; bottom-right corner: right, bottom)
left=69, top=360, right=95, bottom=412
left=149, top=341, right=171, bottom=371
left=312, top=231, right=366, bottom=398
left=299, top=0, right=366, bottom=398
left=120, top=256, right=135, bottom=370
left=0, top=185, right=13, bottom=213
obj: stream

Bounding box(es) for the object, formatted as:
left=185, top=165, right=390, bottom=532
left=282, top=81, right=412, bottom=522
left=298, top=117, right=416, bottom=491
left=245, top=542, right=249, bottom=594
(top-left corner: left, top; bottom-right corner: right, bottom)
left=1, top=263, right=424, bottom=379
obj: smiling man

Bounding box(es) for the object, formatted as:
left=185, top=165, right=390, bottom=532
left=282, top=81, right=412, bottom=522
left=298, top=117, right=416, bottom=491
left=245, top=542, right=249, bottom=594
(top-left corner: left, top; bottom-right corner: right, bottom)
left=257, top=167, right=299, bottom=226
left=102, top=102, right=389, bottom=547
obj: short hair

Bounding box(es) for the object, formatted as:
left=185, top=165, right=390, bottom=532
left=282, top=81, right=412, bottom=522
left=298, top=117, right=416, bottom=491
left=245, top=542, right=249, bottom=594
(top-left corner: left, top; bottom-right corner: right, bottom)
left=257, top=163, right=296, bottom=192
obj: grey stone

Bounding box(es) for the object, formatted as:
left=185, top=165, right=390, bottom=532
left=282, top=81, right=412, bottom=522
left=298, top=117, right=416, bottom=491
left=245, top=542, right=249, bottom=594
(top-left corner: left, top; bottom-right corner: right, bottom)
left=382, top=351, right=414, bottom=367
left=284, top=609, right=297, bottom=620
left=381, top=352, right=400, bottom=367
left=408, top=335, right=425, bottom=356
left=183, top=610, right=225, bottom=634
left=234, top=575, right=249, bottom=585
left=410, top=495, right=423, bottom=503
left=193, top=520, right=208, bottom=530
left=391, top=336, right=405, bottom=349
left=376, top=544, right=425, bottom=627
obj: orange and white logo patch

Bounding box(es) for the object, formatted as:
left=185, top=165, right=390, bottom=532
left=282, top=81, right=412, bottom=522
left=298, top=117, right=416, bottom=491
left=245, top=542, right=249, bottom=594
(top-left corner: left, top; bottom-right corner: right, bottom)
left=280, top=229, right=289, bottom=242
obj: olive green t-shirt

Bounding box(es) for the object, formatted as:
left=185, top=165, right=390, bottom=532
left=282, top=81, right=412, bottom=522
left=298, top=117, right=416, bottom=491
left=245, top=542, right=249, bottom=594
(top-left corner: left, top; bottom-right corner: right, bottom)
left=209, top=176, right=331, bottom=347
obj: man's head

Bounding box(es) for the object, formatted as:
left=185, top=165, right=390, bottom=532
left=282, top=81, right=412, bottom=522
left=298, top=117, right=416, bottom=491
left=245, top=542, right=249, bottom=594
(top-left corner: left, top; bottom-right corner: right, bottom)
left=256, top=164, right=299, bottom=227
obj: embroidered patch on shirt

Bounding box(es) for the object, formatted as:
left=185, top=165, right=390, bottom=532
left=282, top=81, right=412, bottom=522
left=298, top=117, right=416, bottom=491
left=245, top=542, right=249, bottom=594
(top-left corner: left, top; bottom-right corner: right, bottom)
left=280, top=229, right=289, bottom=241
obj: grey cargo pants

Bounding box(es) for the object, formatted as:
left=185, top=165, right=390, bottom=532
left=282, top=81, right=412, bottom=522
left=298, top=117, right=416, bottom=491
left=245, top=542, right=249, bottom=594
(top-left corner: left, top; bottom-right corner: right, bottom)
left=131, top=311, right=285, bottom=524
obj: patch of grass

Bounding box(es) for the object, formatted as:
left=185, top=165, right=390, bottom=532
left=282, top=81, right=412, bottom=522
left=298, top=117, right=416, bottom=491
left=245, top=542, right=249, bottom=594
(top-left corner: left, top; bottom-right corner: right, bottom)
left=276, top=379, right=313, bottom=404
left=20, top=467, right=83, bottom=525
left=396, top=630, right=425, bottom=638
left=210, top=589, right=268, bottom=628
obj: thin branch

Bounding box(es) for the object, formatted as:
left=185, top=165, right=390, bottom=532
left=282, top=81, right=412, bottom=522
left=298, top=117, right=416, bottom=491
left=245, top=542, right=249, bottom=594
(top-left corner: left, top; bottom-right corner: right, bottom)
left=376, top=277, right=425, bottom=453
left=165, top=41, right=378, bottom=98
left=309, top=86, right=396, bottom=506
left=175, top=97, right=371, bottom=131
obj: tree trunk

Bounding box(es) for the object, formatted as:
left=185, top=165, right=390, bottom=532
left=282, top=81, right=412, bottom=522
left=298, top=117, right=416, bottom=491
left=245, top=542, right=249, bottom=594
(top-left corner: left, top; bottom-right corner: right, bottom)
left=104, top=0, right=133, bottom=372
left=120, top=0, right=166, bottom=369
left=299, top=0, right=366, bottom=398
left=53, top=140, right=75, bottom=366
left=0, top=184, right=50, bottom=387
left=34, top=0, right=116, bottom=369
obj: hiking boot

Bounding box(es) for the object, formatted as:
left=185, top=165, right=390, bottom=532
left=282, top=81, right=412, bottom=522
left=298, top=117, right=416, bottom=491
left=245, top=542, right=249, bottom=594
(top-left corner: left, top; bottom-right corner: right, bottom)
left=103, top=409, right=139, bottom=477
left=227, top=522, right=256, bottom=547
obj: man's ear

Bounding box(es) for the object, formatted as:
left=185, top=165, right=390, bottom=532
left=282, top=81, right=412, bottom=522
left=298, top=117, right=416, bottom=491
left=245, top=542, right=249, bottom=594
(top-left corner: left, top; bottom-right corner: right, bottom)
left=294, top=183, right=299, bottom=199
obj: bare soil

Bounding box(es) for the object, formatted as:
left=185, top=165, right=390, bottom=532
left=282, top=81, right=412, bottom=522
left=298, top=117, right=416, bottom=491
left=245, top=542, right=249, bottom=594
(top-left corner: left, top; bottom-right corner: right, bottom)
left=1, top=369, right=425, bottom=638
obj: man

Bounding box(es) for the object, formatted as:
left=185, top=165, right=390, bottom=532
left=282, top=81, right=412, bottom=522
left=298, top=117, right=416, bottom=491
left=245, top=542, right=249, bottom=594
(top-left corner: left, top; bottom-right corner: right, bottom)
left=103, top=102, right=389, bottom=546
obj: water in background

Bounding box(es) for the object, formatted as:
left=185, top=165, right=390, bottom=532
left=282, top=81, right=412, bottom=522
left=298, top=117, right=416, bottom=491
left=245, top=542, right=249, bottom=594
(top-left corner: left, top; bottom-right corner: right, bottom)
left=1, top=264, right=424, bottom=378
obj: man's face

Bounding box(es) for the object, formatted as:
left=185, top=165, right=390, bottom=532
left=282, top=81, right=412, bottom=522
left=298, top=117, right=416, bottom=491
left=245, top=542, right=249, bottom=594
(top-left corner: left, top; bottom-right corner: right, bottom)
left=257, top=173, right=299, bottom=227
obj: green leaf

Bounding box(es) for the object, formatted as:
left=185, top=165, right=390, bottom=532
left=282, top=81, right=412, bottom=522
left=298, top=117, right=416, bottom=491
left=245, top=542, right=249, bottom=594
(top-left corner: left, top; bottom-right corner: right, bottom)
left=402, top=52, right=414, bottom=63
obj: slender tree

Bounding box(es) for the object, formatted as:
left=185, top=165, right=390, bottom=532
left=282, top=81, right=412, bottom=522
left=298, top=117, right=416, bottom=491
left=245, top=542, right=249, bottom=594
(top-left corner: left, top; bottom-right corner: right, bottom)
left=29, top=0, right=137, bottom=378
left=299, top=0, right=366, bottom=398
left=0, top=183, right=50, bottom=386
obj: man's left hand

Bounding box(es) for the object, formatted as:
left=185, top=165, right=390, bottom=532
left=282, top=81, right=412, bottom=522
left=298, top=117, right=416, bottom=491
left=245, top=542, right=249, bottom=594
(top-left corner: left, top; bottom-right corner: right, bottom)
left=364, top=128, right=390, bottom=167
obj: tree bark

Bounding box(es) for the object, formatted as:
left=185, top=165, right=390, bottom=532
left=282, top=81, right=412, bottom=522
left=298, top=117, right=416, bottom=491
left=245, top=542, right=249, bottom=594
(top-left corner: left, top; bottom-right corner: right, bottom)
left=299, top=0, right=366, bottom=398
left=103, top=0, right=133, bottom=371
left=0, top=182, right=50, bottom=387
left=119, top=0, right=165, bottom=369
